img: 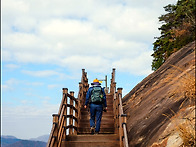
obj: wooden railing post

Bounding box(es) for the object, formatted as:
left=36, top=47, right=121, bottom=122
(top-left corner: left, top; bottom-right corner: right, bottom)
left=69, top=91, right=74, bottom=135
left=52, top=114, right=59, bottom=147
left=62, top=88, right=68, bottom=134
left=118, top=89, right=122, bottom=147
left=56, top=88, right=68, bottom=147
left=48, top=69, right=89, bottom=146
left=78, top=82, right=83, bottom=128
left=110, top=68, right=116, bottom=94
left=117, top=88, right=123, bottom=95
left=113, top=82, right=116, bottom=94
left=114, top=92, right=119, bottom=134
left=117, top=88, right=123, bottom=147
left=53, top=114, right=59, bottom=124
left=110, top=79, right=113, bottom=94
left=105, top=75, right=108, bottom=94
left=74, top=99, right=78, bottom=135
left=121, top=114, right=128, bottom=147
left=117, top=87, right=129, bottom=147
left=112, top=68, right=116, bottom=81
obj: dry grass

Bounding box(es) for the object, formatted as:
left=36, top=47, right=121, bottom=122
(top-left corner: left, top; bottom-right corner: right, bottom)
left=177, top=119, right=195, bottom=146
left=174, top=66, right=195, bottom=101
left=161, top=63, right=195, bottom=146
left=167, top=64, right=195, bottom=107
left=162, top=108, right=195, bottom=147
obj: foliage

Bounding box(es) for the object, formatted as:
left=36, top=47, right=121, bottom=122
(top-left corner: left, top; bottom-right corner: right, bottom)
left=152, top=0, right=195, bottom=71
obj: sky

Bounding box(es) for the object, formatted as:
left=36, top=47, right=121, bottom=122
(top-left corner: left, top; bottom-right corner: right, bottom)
left=1, top=0, right=177, bottom=140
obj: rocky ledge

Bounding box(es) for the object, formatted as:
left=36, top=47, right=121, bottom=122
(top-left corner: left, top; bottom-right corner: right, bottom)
left=123, top=41, right=195, bottom=147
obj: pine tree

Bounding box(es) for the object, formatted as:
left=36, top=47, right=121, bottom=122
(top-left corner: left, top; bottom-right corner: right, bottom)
left=152, top=0, right=195, bottom=71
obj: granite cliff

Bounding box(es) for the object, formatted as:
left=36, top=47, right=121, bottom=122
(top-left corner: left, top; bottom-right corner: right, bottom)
left=123, top=41, right=195, bottom=147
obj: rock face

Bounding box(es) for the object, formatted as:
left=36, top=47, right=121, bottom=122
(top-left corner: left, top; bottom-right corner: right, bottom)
left=122, top=41, right=195, bottom=147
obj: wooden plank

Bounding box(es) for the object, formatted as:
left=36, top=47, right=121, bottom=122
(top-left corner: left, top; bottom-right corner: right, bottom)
left=69, top=93, right=74, bottom=135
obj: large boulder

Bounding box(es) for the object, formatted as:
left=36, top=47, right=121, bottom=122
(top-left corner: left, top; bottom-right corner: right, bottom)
left=123, top=41, right=195, bottom=147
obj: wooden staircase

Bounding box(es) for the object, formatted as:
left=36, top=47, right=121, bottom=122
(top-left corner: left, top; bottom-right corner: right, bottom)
left=78, top=94, right=115, bottom=134
left=62, top=94, right=119, bottom=147
left=63, top=134, right=119, bottom=147
left=47, top=69, right=128, bottom=147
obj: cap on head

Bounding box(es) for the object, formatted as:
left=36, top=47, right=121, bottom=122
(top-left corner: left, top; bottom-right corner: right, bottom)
left=93, top=78, right=99, bottom=83
left=91, top=78, right=101, bottom=85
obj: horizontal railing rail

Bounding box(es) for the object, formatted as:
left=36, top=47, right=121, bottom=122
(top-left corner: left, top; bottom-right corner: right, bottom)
left=47, top=69, right=89, bottom=147
left=110, top=69, right=129, bottom=147
left=48, top=68, right=129, bottom=146
left=47, top=89, right=78, bottom=147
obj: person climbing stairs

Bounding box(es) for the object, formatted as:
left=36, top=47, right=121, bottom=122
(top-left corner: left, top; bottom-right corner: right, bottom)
left=62, top=94, right=120, bottom=147
left=47, top=69, right=128, bottom=147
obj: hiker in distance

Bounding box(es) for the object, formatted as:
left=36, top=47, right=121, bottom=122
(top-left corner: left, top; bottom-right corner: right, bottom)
left=84, top=78, right=107, bottom=135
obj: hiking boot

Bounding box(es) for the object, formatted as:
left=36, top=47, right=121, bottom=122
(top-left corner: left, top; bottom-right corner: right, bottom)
left=94, top=132, right=99, bottom=135
left=90, top=127, right=95, bottom=134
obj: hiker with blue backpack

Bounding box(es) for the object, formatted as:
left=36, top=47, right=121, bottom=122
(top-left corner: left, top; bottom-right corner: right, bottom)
left=84, top=78, right=107, bottom=135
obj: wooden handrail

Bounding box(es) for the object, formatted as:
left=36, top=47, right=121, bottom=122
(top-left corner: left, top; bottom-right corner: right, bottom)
left=110, top=69, right=129, bottom=147
left=47, top=89, right=79, bottom=147
left=47, top=68, right=128, bottom=146
left=47, top=69, right=89, bottom=147
left=118, top=90, right=129, bottom=147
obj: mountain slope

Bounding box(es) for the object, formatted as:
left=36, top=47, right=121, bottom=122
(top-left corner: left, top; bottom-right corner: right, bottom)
left=1, top=136, right=21, bottom=146
left=5, top=140, right=46, bottom=147
left=122, top=41, right=195, bottom=147
left=1, top=135, right=47, bottom=147
left=30, top=134, right=49, bottom=142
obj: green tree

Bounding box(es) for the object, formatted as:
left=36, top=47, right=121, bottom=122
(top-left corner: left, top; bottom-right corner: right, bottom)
left=152, top=0, right=195, bottom=71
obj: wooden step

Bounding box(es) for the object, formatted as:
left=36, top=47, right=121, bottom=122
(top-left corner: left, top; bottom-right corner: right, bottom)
left=80, top=115, right=114, bottom=120
left=78, top=127, right=115, bottom=134
left=62, top=140, right=120, bottom=147
left=81, top=112, right=114, bottom=116
left=80, top=113, right=114, bottom=117
left=80, top=104, right=113, bottom=107
left=80, top=108, right=113, bottom=114
left=106, top=99, right=113, bottom=102
left=106, top=98, right=113, bottom=100
left=79, top=118, right=114, bottom=123
left=106, top=94, right=113, bottom=98
left=79, top=124, right=114, bottom=128
left=80, top=110, right=113, bottom=114
left=79, top=120, right=114, bottom=124
left=79, top=118, right=114, bottom=122
left=66, top=134, right=119, bottom=141
left=64, top=134, right=120, bottom=147
left=80, top=111, right=114, bottom=114
left=81, top=111, right=113, bottom=115
left=80, top=106, right=114, bottom=112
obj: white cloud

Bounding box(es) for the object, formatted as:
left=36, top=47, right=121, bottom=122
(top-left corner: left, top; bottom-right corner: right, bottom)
left=25, top=82, right=44, bottom=86
left=5, top=64, right=20, bottom=70
left=2, top=85, right=11, bottom=91
left=113, top=50, right=153, bottom=75
left=39, top=19, right=92, bottom=37
left=2, top=0, right=177, bottom=76
left=47, top=84, right=59, bottom=89
left=2, top=0, right=179, bottom=139
left=2, top=102, right=59, bottom=139
left=2, top=78, right=19, bottom=91
left=60, top=55, right=111, bottom=72
left=2, top=50, right=12, bottom=61
left=22, top=70, right=61, bottom=77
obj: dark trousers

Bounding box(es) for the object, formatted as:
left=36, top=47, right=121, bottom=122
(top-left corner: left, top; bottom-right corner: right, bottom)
left=89, top=103, right=103, bottom=132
